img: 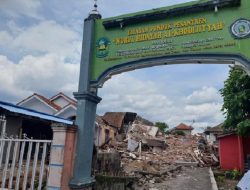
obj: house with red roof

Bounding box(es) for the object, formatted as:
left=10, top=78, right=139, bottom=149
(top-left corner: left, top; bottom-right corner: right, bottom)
left=171, top=123, right=194, bottom=135
left=0, top=100, right=73, bottom=140
left=17, top=93, right=121, bottom=147
left=17, top=92, right=77, bottom=120
left=0, top=92, right=77, bottom=140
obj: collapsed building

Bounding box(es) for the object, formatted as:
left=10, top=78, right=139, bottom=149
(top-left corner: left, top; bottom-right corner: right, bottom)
left=94, top=115, right=219, bottom=189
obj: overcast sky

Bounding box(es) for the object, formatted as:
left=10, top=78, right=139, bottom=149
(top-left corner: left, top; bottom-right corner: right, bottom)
left=0, top=0, right=230, bottom=132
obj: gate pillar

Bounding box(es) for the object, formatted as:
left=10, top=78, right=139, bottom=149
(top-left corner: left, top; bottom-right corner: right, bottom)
left=48, top=124, right=77, bottom=190
left=69, top=92, right=101, bottom=190
left=69, top=10, right=102, bottom=190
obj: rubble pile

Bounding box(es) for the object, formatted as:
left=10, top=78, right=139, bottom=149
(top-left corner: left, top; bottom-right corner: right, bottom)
left=98, top=119, right=219, bottom=188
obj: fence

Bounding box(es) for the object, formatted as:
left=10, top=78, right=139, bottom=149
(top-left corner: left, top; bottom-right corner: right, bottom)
left=0, top=132, right=52, bottom=190
left=0, top=116, right=77, bottom=190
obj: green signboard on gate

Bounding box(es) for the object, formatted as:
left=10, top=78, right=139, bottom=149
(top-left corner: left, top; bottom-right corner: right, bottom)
left=90, top=0, right=250, bottom=86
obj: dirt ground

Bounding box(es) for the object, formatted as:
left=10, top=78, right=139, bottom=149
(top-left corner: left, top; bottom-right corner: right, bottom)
left=216, top=178, right=238, bottom=190
left=135, top=167, right=212, bottom=190
left=212, top=168, right=239, bottom=190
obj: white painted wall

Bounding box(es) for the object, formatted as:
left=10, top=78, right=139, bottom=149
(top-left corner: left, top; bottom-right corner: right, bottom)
left=20, top=97, right=56, bottom=115
left=206, top=133, right=217, bottom=144
left=52, top=97, right=71, bottom=108
left=94, top=124, right=116, bottom=147
left=56, top=106, right=76, bottom=119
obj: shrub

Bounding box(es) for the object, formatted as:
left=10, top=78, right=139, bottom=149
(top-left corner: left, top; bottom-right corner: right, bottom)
left=174, top=131, right=185, bottom=136
left=230, top=169, right=242, bottom=180
left=225, top=169, right=242, bottom=180
left=216, top=175, right=225, bottom=183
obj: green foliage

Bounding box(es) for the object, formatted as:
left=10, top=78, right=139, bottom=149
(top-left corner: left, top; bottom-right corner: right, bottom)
left=220, top=67, right=250, bottom=136
left=237, top=119, right=250, bottom=136
left=155, top=122, right=169, bottom=132
left=225, top=169, right=242, bottom=180
left=165, top=130, right=171, bottom=135
left=230, top=169, right=242, bottom=180
left=216, top=175, right=225, bottom=183
left=174, top=131, right=185, bottom=136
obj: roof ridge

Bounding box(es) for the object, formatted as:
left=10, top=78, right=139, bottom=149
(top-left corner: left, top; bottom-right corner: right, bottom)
left=50, top=92, right=77, bottom=104
left=61, top=102, right=77, bottom=109
left=17, top=93, right=61, bottom=111
left=34, top=93, right=62, bottom=111
left=17, top=93, right=36, bottom=105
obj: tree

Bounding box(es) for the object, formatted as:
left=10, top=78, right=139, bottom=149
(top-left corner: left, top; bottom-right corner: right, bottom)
left=220, top=67, right=250, bottom=136
left=155, top=122, right=169, bottom=132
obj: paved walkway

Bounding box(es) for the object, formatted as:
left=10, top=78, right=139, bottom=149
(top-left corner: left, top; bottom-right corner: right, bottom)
left=149, top=167, right=213, bottom=190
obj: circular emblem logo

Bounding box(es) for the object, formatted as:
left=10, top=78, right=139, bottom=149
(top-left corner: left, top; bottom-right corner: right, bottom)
left=96, top=37, right=111, bottom=58
left=231, top=19, right=250, bottom=38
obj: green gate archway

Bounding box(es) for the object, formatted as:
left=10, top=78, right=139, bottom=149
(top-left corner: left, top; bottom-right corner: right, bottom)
left=69, top=0, right=250, bottom=188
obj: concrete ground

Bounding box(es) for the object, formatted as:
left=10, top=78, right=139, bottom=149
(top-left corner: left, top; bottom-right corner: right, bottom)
left=147, top=167, right=213, bottom=190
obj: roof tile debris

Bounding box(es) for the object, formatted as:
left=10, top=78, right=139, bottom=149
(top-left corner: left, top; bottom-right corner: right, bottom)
left=102, top=112, right=137, bottom=129
left=95, top=118, right=218, bottom=189
left=102, top=112, right=126, bottom=129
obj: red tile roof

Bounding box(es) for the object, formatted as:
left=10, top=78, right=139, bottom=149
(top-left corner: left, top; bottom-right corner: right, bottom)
left=96, top=115, right=109, bottom=126
left=102, top=112, right=137, bottom=129
left=36, top=93, right=62, bottom=110
left=175, top=123, right=194, bottom=131
left=102, top=112, right=126, bottom=129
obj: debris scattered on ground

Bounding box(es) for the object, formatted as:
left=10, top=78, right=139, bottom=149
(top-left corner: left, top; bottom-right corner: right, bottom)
left=94, top=118, right=219, bottom=189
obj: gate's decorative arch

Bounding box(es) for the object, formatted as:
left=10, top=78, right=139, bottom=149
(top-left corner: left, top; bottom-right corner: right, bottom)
left=92, top=54, right=250, bottom=87
left=90, top=0, right=250, bottom=87
left=69, top=0, right=250, bottom=189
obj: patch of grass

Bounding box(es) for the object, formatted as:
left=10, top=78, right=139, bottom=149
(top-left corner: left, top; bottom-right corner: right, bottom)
left=225, top=169, right=242, bottom=180
left=216, top=175, right=225, bottom=183
left=230, top=169, right=242, bottom=180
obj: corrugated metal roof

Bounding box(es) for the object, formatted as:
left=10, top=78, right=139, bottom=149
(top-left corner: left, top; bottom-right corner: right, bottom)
left=0, top=100, right=73, bottom=125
